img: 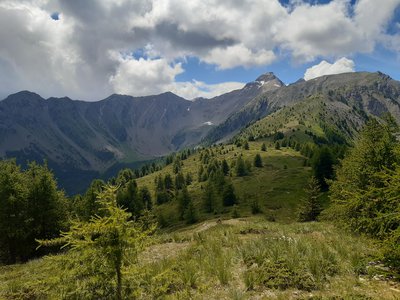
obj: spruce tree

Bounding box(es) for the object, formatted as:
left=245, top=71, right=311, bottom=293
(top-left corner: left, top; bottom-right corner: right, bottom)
left=236, top=156, right=247, bottom=176
left=254, top=153, right=263, bottom=168
left=261, top=143, right=267, bottom=151
left=222, top=183, right=237, bottom=206
left=298, top=176, right=322, bottom=222
left=185, top=199, right=198, bottom=224
left=221, top=159, right=230, bottom=176
left=38, top=185, right=155, bottom=300
left=203, top=181, right=216, bottom=213
left=139, top=186, right=152, bottom=210
left=178, top=187, right=191, bottom=220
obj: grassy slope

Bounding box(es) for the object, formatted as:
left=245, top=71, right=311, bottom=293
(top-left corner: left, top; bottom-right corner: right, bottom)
left=1, top=218, right=399, bottom=299
left=1, top=139, right=399, bottom=298
left=236, top=95, right=367, bottom=145
left=136, top=140, right=310, bottom=225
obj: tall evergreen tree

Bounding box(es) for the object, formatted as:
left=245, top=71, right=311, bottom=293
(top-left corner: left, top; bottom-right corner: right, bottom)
left=261, top=143, right=267, bottom=151
left=298, top=176, right=322, bottom=222
left=203, top=181, right=216, bottom=213
left=254, top=154, right=263, bottom=168
left=184, top=199, right=198, bottom=224
left=326, top=119, right=400, bottom=270
left=177, top=187, right=191, bottom=220
left=0, top=160, right=68, bottom=264
left=139, top=186, right=152, bottom=210
left=311, top=146, right=335, bottom=190
left=236, top=156, right=247, bottom=177
left=222, top=183, right=237, bottom=206
left=221, top=159, right=230, bottom=176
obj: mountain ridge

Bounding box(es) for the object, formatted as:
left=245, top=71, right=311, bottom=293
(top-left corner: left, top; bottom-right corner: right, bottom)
left=1, top=71, right=400, bottom=194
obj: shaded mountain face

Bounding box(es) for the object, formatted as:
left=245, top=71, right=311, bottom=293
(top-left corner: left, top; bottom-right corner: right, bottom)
left=204, top=72, right=400, bottom=144
left=0, top=73, right=281, bottom=194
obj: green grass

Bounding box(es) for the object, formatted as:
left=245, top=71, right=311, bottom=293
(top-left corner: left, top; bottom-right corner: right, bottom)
left=136, top=141, right=310, bottom=225
left=2, top=137, right=399, bottom=299
left=1, top=218, right=399, bottom=299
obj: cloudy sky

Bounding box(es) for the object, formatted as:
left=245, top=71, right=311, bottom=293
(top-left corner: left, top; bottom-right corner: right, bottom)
left=0, top=0, right=399, bottom=101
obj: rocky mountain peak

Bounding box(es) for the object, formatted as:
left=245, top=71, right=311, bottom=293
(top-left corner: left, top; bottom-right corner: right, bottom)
left=244, top=72, right=284, bottom=91
left=255, top=72, right=279, bottom=83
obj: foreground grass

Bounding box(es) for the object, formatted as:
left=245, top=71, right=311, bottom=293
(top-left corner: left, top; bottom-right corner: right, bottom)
left=1, top=218, right=399, bottom=299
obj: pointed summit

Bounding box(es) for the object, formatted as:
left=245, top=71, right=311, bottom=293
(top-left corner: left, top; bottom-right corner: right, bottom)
left=245, top=72, right=284, bottom=91
left=255, top=72, right=280, bottom=83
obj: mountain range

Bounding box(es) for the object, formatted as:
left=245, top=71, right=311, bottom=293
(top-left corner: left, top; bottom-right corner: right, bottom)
left=1, top=71, right=399, bottom=194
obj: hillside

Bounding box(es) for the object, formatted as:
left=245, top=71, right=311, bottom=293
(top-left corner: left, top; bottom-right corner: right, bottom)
left=1, top=71, right=399, bottom=195
left=205, top=72, right=400, bottom=144
left=1, top=119, right=400, bottom=299
left=0, top=74, right=281, bottom=195
left=135, top=141, right=310, bottom=224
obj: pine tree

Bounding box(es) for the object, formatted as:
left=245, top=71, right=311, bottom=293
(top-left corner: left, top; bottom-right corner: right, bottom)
left=139, top=186, right=152, bottom=210
left=298, top=176, right=322, bottom=222
left=117, top=179, right=143, bottom=217
left=275, top=141, right=281, bottom=150
left=203, top=181, right=216, bottom=213
left=236, top=156, right=247, bottom=177
left=38, top=185, right=156, bottom=300
left=311, top=146, right=335, bottom=190
left=243, top=141, right=249, bottom=150
left=254, top=153, right=263, bottom=168
left=221, top=159, right=230, bottom=176
left=185, top=199, right=198, bottom=224
left=177, top=187, right=191, bottom=220
left=0, top=160, right=68, bottom=264
left=174, top=172, right=186, bottom=190
left=261, top=143, right=267, bottom=151
left=81, top=179, right=105, bottom=220
left=222, top=183, right=237, bottom=206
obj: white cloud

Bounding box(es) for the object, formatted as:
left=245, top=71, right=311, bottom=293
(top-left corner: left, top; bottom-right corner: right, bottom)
left=170, top=80, right=245, bottom=100
left=109, top=54, right=184, bottom=96
left=0, top=0, right=399, bottom=100
left=204, top=44, right=276, bottom=69
left=304, top=57, right=355, bottom=81
left=109, top=53, right=244, bottom=99
left=275, top=0, right=400, bottom=62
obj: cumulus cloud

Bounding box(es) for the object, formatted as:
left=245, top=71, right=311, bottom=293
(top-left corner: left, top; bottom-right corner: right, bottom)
left=304, top=57, right=355, bottom=81
left=109, top=53, right=244, bottom=99
left=204, top=44, right=276, bottom=69
left=170, top=80, right=245, bottom=100
left=0, top=0, right=399, bottom=100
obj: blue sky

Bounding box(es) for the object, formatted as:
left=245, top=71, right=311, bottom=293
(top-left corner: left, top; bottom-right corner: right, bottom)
left=0, top=0, right=399, bottom=100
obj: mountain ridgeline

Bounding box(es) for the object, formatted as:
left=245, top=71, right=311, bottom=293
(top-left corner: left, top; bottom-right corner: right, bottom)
left=1, top=71, right=400, bottom=194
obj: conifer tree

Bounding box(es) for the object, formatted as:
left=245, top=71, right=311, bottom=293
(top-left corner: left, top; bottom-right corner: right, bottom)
left=203, top=181, right=216, bottom=213
left=236, top=156, right=247, bottom=177
left=185, top=199, right=198, bottom=224
left=222, top=183, right=237, bottom=206
left=177, top=187, right=191, bottom=220
left=254, top=153, right=263, bottom=168
left=38, top=185, right=155, bottom=300
left=261, top=143, right=267, bottom=151
left=221, top=159, right=230, bottom=176
left=298, top=176, right=322, bottom=222
left=139, top=186, right=152, bottom=210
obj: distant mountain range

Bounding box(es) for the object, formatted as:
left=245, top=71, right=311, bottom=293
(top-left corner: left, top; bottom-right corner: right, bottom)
left=1, top=71, right=399, bottom=194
